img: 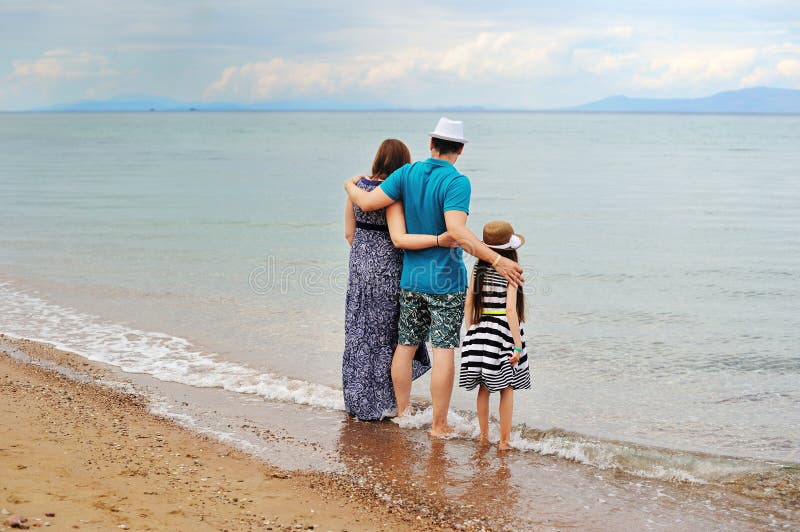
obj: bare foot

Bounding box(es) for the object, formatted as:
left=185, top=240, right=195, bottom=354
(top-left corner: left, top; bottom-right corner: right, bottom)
left=390, top=405, right=413, bottom=424
left=429, top=424, right=454, bottom=438
left=498, top=441, right=512, bottom=451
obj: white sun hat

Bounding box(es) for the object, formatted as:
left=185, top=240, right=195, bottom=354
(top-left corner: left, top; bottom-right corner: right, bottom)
left=429, top=116, right=468, bottom=144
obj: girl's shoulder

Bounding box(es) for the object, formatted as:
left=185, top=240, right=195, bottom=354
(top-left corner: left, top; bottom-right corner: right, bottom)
left=472, top=264, right=508, bottom=286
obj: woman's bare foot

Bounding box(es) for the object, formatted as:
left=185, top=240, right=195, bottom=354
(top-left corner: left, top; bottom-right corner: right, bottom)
left=390, top=405, right=413, bottom=424
left=429, top=424, right=454, bottom=438
left=498, top=441, right=512, bottom=451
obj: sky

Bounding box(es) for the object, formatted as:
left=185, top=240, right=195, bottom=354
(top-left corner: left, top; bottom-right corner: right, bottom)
left=0, top=1, right=799, bottom=110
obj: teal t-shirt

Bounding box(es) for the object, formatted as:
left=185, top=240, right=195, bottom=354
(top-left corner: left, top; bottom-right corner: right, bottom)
left=380, top=158, right=471, bottom=294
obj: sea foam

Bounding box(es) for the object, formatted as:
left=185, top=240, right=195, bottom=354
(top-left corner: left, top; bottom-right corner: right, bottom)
left=0, top=281, right=787, bottom=485
left=0, top=282, right=345, bottom=411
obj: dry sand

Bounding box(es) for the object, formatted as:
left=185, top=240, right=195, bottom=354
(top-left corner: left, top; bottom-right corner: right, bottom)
left=0, top=336, right=435, bottom=531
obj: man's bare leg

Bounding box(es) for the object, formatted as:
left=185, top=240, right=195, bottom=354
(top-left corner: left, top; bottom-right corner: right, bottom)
left=391, top=344, right=418, bottom=416
left=429, top=347, right=455, bottom=437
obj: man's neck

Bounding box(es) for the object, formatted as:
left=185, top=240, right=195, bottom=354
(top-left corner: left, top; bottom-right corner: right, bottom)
left=430, top=150, right=459, bottom=165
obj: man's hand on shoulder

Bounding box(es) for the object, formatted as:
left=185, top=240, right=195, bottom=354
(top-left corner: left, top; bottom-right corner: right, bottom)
left=344, top=177, right=395, bottom=212
left=495, top=256, right=524, bottom=287
left=344, top=175, right=364, bottom=190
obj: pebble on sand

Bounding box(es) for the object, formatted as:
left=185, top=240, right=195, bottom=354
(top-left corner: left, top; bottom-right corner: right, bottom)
left=7, top=514, right=30, bottom=529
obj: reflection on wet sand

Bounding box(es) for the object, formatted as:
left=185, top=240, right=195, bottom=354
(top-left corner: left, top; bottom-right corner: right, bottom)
left=465, top=443, right=517, bottom=530
left=336, top=416, right=523, bottom=529
left=333, top=413, right=800, bottom=530
left=422, top=438, right=450, bottom=501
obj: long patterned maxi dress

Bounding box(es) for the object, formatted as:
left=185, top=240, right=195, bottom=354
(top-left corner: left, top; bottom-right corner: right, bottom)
left=343, top=177, right=431, bottom=420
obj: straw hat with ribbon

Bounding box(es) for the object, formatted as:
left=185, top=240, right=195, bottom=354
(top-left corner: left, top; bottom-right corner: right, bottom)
left=483, top=220, right=525, bottom=250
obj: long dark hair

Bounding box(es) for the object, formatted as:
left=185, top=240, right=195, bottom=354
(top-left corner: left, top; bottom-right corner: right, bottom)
left=471, top=248, right=525, bottom=324
left=371, top=138, right=411, bottom=180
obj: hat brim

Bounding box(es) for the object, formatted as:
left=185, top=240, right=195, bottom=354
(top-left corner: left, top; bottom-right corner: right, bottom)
left=485, top=233, right=525, bottom=250
left=429, top=132, right=469, bottom=144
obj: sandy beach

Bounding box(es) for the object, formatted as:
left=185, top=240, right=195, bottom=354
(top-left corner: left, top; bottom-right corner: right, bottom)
left=0, top=336, right=428, bottom=532
left=2, top=333, right=799, bottom=531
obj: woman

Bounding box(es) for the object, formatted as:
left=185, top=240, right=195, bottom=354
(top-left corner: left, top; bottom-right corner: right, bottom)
left=342, top=139, right=449, bottom=420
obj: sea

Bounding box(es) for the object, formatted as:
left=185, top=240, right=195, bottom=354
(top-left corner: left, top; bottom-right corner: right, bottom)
left=1, top=111, right=798, bottom=529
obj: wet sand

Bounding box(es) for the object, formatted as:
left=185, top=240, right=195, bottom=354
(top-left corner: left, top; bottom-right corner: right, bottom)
left=2, top=335, right=798, bottom=531
left=0, top=337, right=426, bottom=531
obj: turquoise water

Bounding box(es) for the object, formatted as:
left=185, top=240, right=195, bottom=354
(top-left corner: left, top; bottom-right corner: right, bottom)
left=1, top=112, right=799, bottom=473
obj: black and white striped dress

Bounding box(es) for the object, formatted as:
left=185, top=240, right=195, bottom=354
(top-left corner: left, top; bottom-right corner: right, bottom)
left=459, top=266, right=531, bottom=392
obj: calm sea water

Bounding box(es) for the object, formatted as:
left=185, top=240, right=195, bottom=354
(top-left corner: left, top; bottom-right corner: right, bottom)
left=1, top=112, right=798, bottom=482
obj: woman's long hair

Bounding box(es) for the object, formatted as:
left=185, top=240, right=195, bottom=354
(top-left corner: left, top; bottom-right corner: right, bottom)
left=471, top=248, right=525, bottom=324
left=371, top=139, right=411, bottom=180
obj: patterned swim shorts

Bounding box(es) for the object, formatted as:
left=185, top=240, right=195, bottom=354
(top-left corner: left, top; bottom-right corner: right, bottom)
left=398, top=289, right=467, bottom=349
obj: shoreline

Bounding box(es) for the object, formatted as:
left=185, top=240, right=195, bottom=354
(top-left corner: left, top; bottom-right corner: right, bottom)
left=0, top=336, right=433, bottom=531
left=2, top=334, right=799, bottom=530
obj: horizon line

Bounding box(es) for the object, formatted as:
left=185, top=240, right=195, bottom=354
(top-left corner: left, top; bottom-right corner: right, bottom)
left=8, top=86, right=800, bottom=114
left=4, top=109, right=800, bottom=116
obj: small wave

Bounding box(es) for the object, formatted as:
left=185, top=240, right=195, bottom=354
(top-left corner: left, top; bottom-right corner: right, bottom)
left=0, top=281, right=793, bottom=487
left=392, top=405, right=786, bottom=484
left=511, top=426, right=782, bottom=483
left=0, top=282, right=345, bottom=411
left=149, top=400, right=259, bottom=452
left=715, top=391, right=794, bottom=404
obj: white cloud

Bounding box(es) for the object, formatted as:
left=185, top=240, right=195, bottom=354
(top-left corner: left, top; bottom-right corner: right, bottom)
left=8, top=49, right=117, bottom=83
left=777, top=59, right=800, bottom=78
left=1, top=48, right=123, bottom=109
left=765, top=42, right=800, bottom=55
left=205, top=58, right=362, bottom=100
left=361, top=54, right=421, bottom=87
left=742, top=57, right=800, bottom=87
left=737, top=41, right=800, bottom=88
left=630, top=47, right=766, bottom=90
left=205, top=26, right=635, bottom=101
left=434, top=32, right=560, bottom=80
left=3, top=4, right=798, bottom=109
left=573, top=49, right=640, bottom=74
left=740, top=66, right=774, bottom=86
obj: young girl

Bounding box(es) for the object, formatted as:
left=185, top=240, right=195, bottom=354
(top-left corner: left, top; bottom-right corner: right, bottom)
left=459, top=220, right=531, bottom=450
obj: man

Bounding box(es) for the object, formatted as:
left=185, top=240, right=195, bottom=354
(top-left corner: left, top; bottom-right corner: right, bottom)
left=344, top=117, right=524, bottom=437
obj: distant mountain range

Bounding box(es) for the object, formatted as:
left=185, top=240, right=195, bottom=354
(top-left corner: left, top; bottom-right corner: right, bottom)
left=568, top=87, right=800, bottom=114
left=28, top=86, right=800, bottom=113
left=35, top=96, right=393, bottom=112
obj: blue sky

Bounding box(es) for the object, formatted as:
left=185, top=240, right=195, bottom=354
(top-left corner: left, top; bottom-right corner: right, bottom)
left=0, top=1, right=798, bottom=110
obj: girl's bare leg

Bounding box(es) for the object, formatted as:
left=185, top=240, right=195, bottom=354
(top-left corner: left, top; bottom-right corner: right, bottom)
left=477, top=384, right=490, bottom=442
left=498, top=387, right=514, bottom=450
